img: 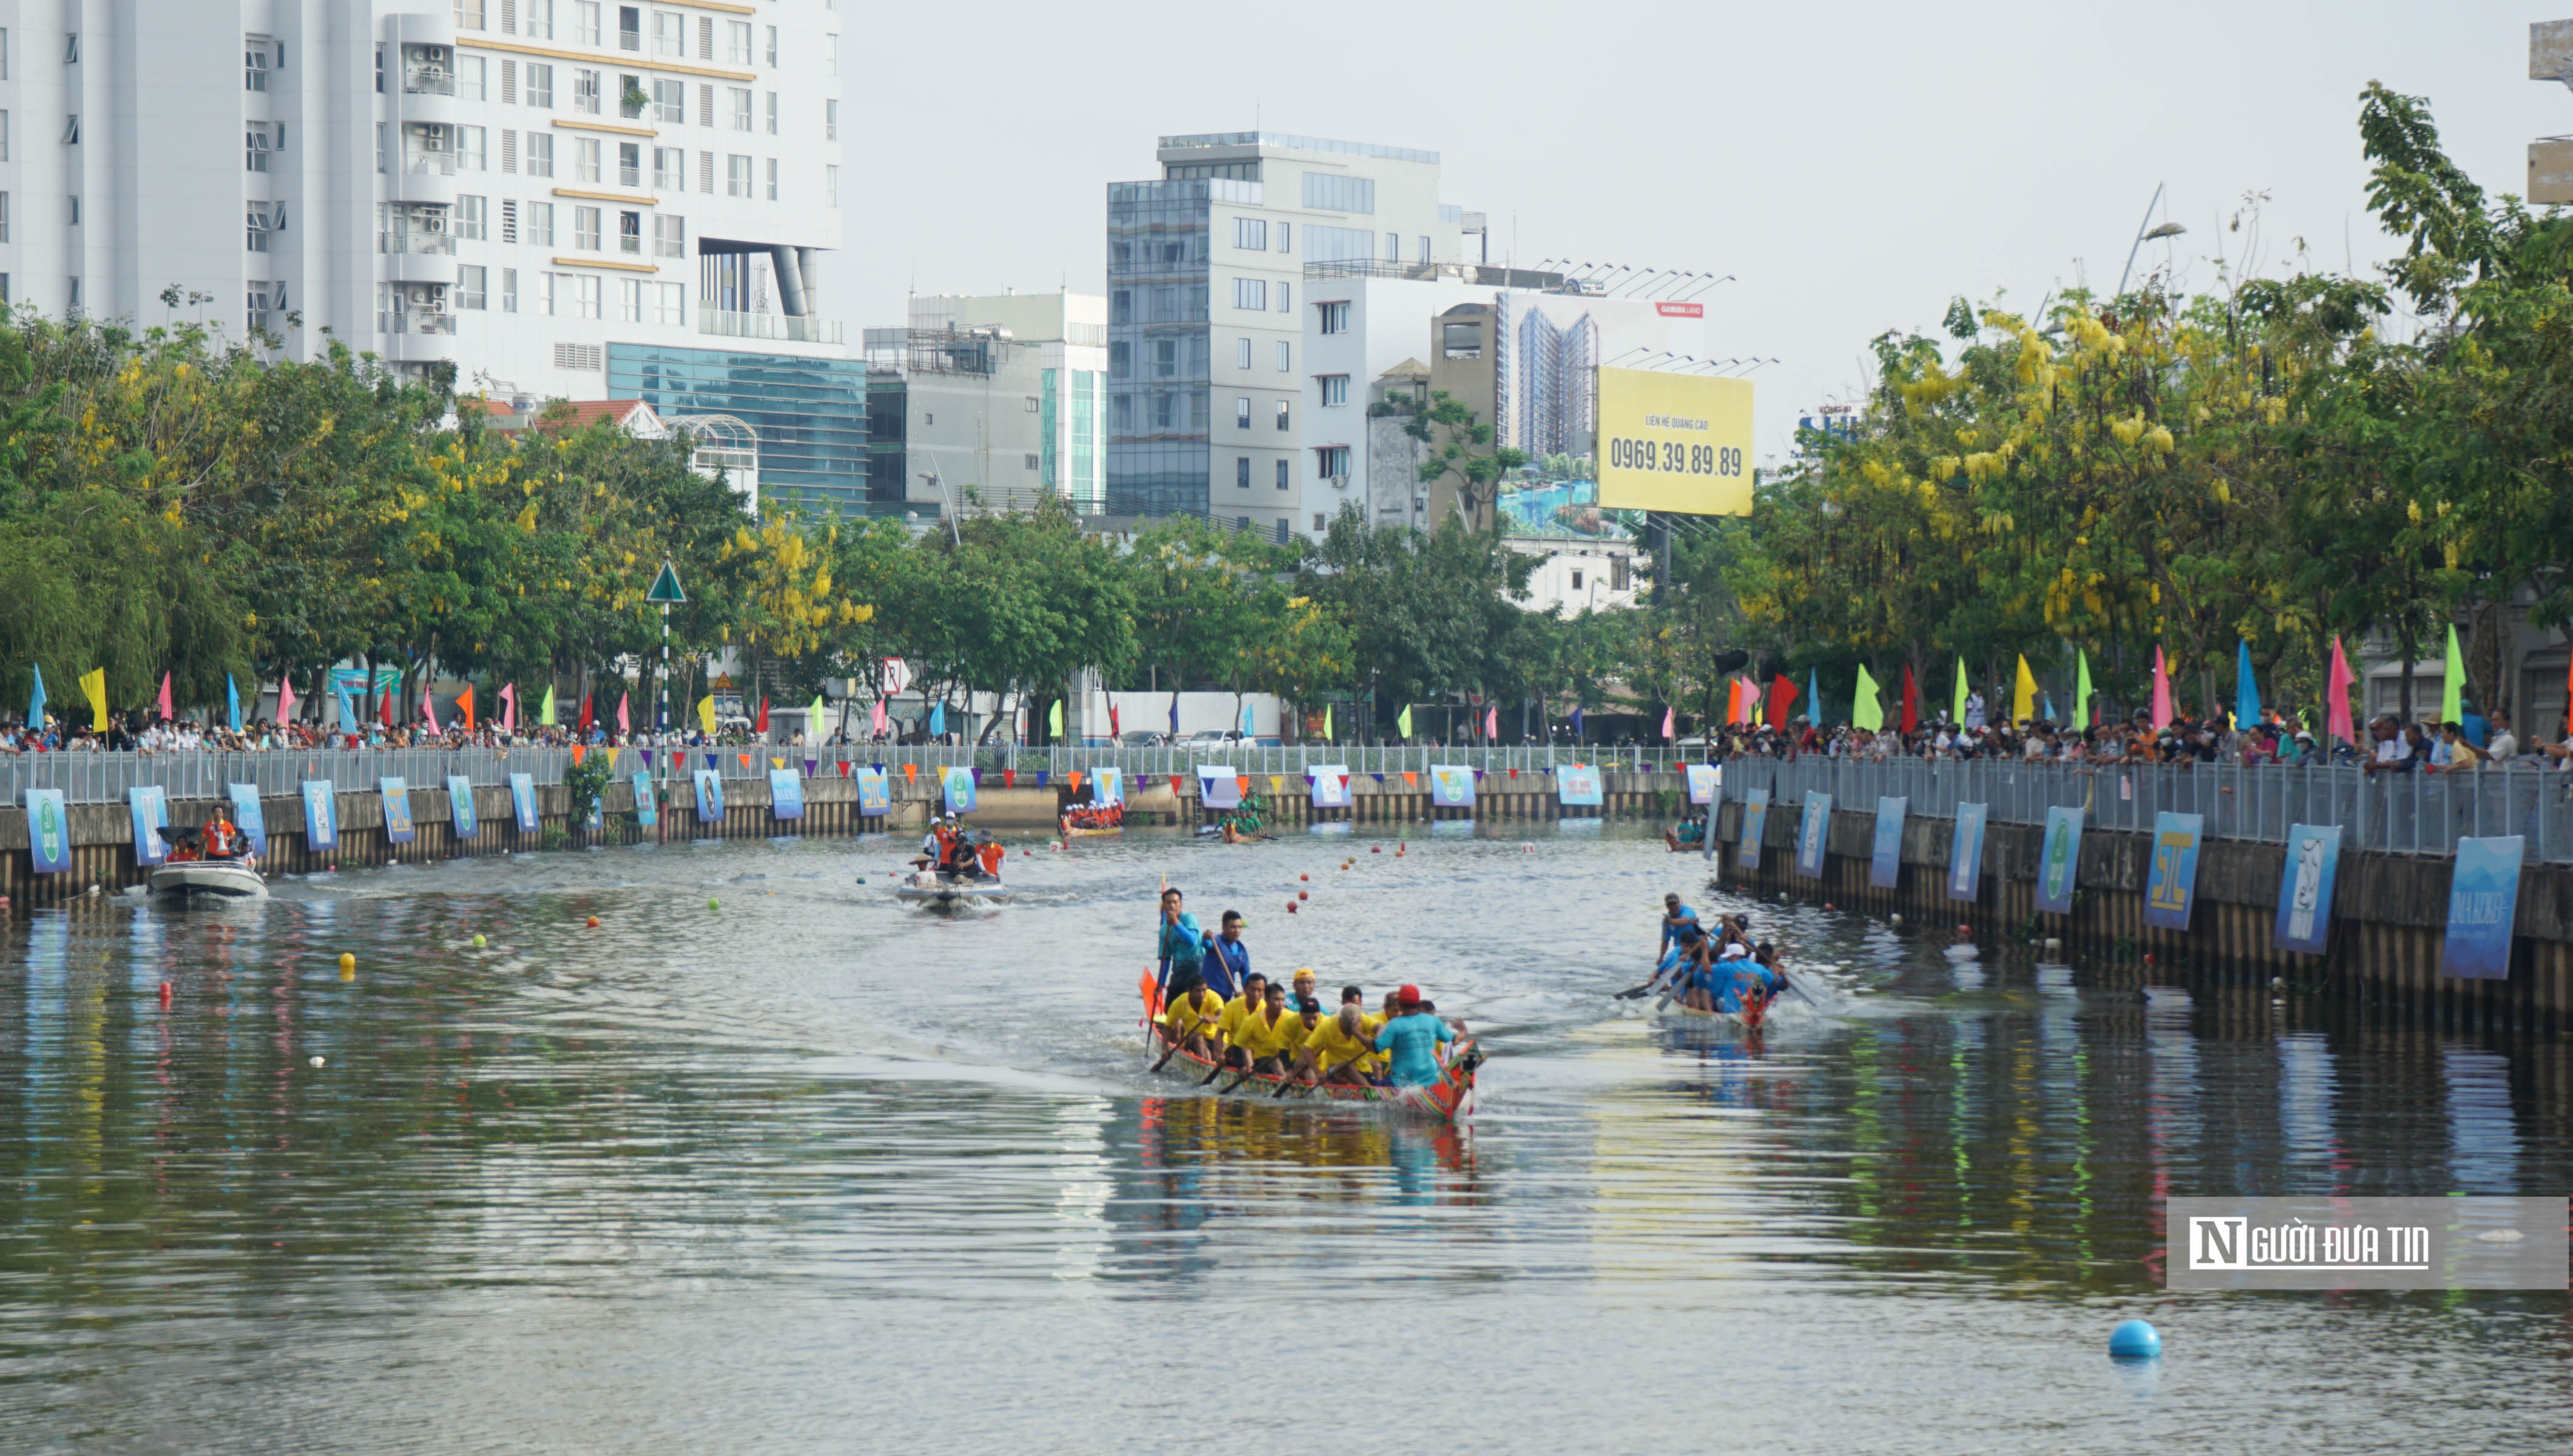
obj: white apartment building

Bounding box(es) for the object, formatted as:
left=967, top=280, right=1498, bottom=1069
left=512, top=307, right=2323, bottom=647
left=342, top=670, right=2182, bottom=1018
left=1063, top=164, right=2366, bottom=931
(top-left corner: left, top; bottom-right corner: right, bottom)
left=0, top=1, right=861, bottom=504
left=1105, top=131, right=1475, bottom=541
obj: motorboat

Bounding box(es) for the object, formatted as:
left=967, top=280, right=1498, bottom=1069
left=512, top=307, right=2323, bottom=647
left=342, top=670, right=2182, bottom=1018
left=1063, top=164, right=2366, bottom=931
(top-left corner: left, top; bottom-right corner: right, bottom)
left=893, top=868, right=1009, bottom=909
left=148, top=858, right=269, bottom=900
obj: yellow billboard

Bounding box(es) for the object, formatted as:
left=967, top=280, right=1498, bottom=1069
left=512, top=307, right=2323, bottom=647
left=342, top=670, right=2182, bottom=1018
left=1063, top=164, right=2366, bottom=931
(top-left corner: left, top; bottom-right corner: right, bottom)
left=1595, top=367, right=1753, bottom=515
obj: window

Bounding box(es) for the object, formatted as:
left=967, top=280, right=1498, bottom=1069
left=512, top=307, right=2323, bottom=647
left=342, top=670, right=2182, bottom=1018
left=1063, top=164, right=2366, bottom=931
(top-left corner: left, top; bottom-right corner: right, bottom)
left=825, top=33, right=837, bottom=75
left=1306, top=225, right=1374, bottom=263
left=1302, top=173, right=1374, bottom=214
left=765, top=92, right=777, bottom=135
left=69, top=197, right=79, bottom=228
left=458, top=194, right=488, bottom=240
left=1277, top=282, right=1290, bottom=313
left=0, top=113, right=8, bottom=161
left=246, top=200, right=282, bottom=251
left=826, top=164, right=838, bottom=206
left=1232, top=278, right=1267, bottom=311
left=1236, top=337, right=1251, bottom=369
left=1276, top=341, right=1291, bottom=372
left=65, top=33, right=78, bottom=65
left=618, top=140, right=641, bottom=187
left=726, top=154, right=751, bottom=196
left=765, top=157, right=777, bottom=200
left=726, top=88, right=751, bottom=130
left=245, top=122, right=271, bottom=172
left=1319, top=300, right=1350, bottom=335
left=1111, top=290, right=1131, bottom=324
left=654, top=78, right=683, bottom=123
left=655, top=281, right=684, bottom=324
left=574, top=2, right=600, bottom=46
left=459, top=55, right=487, bottom=101
left=458, top=265, right=489, bottom=309
left=0, top=194, right=9, bottom=244
left=1385, top=232, right=1400, bottom=261
left=526, top=132, right=555, bottom=177
left=1570, top=569, right=1584, bottom=591
left=456, top=0, right=487, bottom=29
left=1152, top=339, right=1175, bottom=378
left=458, top=125, right=487, bottom=171
left=502, top=267, right=518, bottom=312
left=572, top=274, right=601, bottom=318
left=573, top=206, right=600, bottom=250
left=68, top=277, right=80, bottom=310
left=501, top=198, right=518, bottom=242
left=1236, top=457, right=1251, bottom=489
left=618, top=277, right=643, bottom=322
left=1233, top=217, right=1267, bottom=250
left=1317, top=447, right=1350, bottom=479
left=654, top=10, right=685, bottom=56
left=1313, top=513, right=1327, bottom=531
left=573, top=69, right=600, bottom=113
left=527, top=201, right=554, bottom=245
left=1418, top=235, right=1430, bottom=265
left=765, top=25, right=778, bottom=66
left=1320, top=375, right=1348, bottom=406
left=1235, top=397, right=1251, bottom=429
left=654, top=146, right=683, bottom=190
left=1277, top=460, right=1292, bottom=491
left=502, top=58, right=518, bottom=103
left=653, top=213, right=685, bottom=257
left=1152, top=393, right=1173, bottom=430
left=526, top=62, right=553, bottom=108
left=726, top=20, right=751, bottom=64
left=825, top=99, right=838, bottom=141
left=1108, top=341, right=1129, bottom=378
left=1111, top=394, right=1132, bottom=431
left=574, top=136, right=601, bottom=182
left=1442, top=321, right=1481, bottom=357
left=617, top=5, right=641, bottom=50
left=527, top=0, right=554, bottom=40
left=617, top=209, right=641, bottom=254
left=618, top=72, right=645, bottom=118
left=1277, top=223, right=1291, bottom=253
left=245, top=36, right=271, bottom=90
left=1276, top=401, right=1291, bottom=431
left=377, top=123, right=387, bottom=173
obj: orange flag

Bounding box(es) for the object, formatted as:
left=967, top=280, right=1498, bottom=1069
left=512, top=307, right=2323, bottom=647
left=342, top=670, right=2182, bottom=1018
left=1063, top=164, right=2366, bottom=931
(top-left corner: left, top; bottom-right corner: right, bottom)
left=737, top=752, right=751, bottom=768
left=1070, top=771, right=1084, bottom=791
left=459, top=684, right=476, bottom=731
left=902, top=763, right=918, bottom=782
left=1402, top=771, right=1418, bottom=787
left=570, top=744, right=586, bottom=764
left=1236, top=775, right=1251, bottom=797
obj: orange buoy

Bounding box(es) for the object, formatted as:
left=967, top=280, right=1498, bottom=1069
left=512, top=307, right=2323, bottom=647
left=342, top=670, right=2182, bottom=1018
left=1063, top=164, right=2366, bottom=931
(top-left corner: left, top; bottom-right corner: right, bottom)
left=1298, top=891, right=1308, bottom=900
left=586, top=915, right=601, bottom=928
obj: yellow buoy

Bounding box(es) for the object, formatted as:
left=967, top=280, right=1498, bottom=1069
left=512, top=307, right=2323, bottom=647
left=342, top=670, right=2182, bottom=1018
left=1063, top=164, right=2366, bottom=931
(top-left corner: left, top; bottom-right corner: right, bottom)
left=338, top=952, right=356, bottom=982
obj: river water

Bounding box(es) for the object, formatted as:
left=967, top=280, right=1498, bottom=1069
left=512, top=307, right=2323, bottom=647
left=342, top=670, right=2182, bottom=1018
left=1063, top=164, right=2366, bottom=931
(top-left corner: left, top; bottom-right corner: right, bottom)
left=0, top=823, right=2565, bottom=1454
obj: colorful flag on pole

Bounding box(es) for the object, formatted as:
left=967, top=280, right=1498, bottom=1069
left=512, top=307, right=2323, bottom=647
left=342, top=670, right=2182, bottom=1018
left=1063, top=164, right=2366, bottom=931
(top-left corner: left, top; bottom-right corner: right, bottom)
left=1660, top=705, right=1674, bottom=741
left=1569, top=706, right=1584, bottom=738
left=2012, top=656, right=2037, bottom=725
left=1048, top=698, right=1064, bottom=740
left=2151, top=646, right=2174, bottom=730
left=1900, top=664, right=1919, bottom=734
left=277, top=675, right=297, bottom=725
left=928, top=700, right=945, bottom=737
left=2442, top=624, right=2466, bottom=726
left=1322, top=704, right=1332, bottom=741
left=1485, top=704, right=1498, bottom=740
left=1953, top=656, right=1969, bottom=726
left=1396, top=704, right=1413, bottom=738
left=2327, top=636, right=2357, bottom=744
left=79, top=668, right=107, bottom=732
left=2235, top=640, right=2261, bottom=729
left=380, top=688, right=393, bottom=729
left=756, top=698, right=770, bottom=735
left=617, top=691, right=631, bottom=733
left=1767, top=673, right=1797, bottom=731
left=1109, top=703, right=1121, bottom=737
left=2074, top=649, right=2094, bottom=730
left=458, top=684, right=476, bottom=732
left=580, top=693, right=596, bottom=732
left=157, top=670, right=173, bottom=723
left=696, top=695, right=716, bottom=734
left=1852, top=664, right=1883, bottom=732
left=422, top=689, right=441, bottom=735
left=499, top=682, right=517, bottom=732
left=226, top=672, right=241, bottom=731
left=540, top=682, right=558, bottom=727
left=870, top=696, right=887, bottom=736
left=811, top=693, right=827, bottom=742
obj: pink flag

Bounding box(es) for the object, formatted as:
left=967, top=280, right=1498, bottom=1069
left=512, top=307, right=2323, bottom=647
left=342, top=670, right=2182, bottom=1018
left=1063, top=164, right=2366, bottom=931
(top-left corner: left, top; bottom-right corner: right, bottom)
left=1660, top=705, right=1675, bottom=740
left=157, top=671, right=173, bottom=722
left=2151, top=646, right=2174, bottom=730
left=499, top=682, right=517, bottom=732
left=1739, top=678, right=1759, bottom=726
left=276, top=676, right=296, bottom=724
left=617, top=691, right=631, bottom=733
left=2325, top=636, right=2357, bottom=744
left=422, top=690, right=442, bottom=735
left=1484, top=703, right=1498, bottom=740
left=870, top=696, right=888, bottom=736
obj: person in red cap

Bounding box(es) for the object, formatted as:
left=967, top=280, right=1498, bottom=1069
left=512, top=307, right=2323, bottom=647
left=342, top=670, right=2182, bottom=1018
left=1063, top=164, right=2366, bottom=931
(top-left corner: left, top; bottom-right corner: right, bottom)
left=1371, top=984, right=1453, bottom=1088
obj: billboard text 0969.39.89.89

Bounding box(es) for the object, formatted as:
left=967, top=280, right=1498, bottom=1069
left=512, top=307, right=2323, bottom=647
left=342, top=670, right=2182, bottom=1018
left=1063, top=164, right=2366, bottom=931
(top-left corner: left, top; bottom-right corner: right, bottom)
left=1595, top=366, right=1754, bottom=516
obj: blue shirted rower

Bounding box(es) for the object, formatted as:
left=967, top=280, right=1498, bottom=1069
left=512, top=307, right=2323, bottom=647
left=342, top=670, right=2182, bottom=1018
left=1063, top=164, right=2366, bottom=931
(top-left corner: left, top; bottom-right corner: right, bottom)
left=1657, top=893, right=1700, bottom=975
left=1197, top=909, right=1251, bottom=1001
left=1372, top=983, right=1456, bottom=1087
left=1156, top=887, right=1209, bottom=1000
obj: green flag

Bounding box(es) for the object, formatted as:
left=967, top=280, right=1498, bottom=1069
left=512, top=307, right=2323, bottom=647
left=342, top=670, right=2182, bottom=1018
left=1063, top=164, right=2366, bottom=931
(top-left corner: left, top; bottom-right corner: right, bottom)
left=1953, top=656, right=1969, bottom=725
left=1047, top=698, right=1064, bottom=738
left=1852, top=664, right=1884, bottom=732
left=1324, top=704, right=1333, bottom=741
left=1396, top=704, right=1413, bottom=738
left=539, top=683, right=557, bottom=727
left=811, top=693, right=827, bottom=740
left=2443, top=624, right=2465, bottom=725
left=2074, top=649, right=2094, bottom=730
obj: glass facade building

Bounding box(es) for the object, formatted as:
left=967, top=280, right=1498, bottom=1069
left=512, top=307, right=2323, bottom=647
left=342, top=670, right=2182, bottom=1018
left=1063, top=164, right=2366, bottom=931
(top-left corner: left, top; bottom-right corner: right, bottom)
left=607, top=344, right=873, bottom=516
left=1105, top=178, right=1231, bottom=517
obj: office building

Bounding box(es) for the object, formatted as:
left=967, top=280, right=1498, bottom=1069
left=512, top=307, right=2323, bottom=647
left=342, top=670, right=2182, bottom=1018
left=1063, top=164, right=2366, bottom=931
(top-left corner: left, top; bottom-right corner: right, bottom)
left=1105, top=131, right=1473, bottom=539
left=2, top=1, right=854, bottom=501
left=861, top=291, right=1107, bottom=519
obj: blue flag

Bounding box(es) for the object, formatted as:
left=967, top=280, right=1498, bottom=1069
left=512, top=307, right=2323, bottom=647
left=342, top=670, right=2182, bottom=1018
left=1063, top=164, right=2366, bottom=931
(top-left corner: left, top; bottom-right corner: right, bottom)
left=226, top=673, right=242, bottom=730
left=2235, top=639, right=2261, bottom=728
left=334, top=687, right=354, bottom=732
left=2043, top=692, right=2057, bottom=724
left=1240, top=700, right=1253, bottom=736
left=1570, top=706, right=1584, bottom=738
left=1808, top=667, right=1821, bottom=727
left=27, top=664, right=44, bottom=728
left=928, top=700, right=945, bottom=737
left=1168, top=692, right=1180, bottom=735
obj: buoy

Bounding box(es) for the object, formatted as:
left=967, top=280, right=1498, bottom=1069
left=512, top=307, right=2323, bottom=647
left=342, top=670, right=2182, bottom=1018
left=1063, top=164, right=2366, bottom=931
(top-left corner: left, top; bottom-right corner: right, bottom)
left=338, top=952, right=356, bottom=975
left=1371, top=846, right=1381, bottom=854
left=309, top=1055, right=325, bottom=1068
left=2143, top=952, right=2155, bottom=965
left=2043, top=937, right=2062, bottom=952
left=1297, top=891, right=1308, bottom=900
left=2108, top=1320, right=2162, bottom=1359
left=1822, top=903, right=1834, bottom=911
left=708, top=897, right=720, bottom=911
left=87, top=882, right=100, bottom=897
left=1286, top=902, right=1298, bottom=914
left=472, top=934, right=487, bottom=949
left=158, top=980, right=172, bottom=1008
left=1300, top=874, right=1309, bottom=881
left=1022, top=849, right=1030, bottom=857
left=2270, top=976, right=2285, bottom=991
left=1889, top=913, right=1902, bottom=925
left=586, top=915, right=601, bottom=928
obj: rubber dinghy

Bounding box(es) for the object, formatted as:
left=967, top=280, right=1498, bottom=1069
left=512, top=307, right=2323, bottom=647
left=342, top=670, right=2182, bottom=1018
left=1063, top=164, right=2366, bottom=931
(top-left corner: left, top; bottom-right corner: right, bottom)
left=894, top=869, right=1010, bottom=909
left=148, top=860, right=269, bottom=900
left=1138, top=979, right=1479, bottom=1121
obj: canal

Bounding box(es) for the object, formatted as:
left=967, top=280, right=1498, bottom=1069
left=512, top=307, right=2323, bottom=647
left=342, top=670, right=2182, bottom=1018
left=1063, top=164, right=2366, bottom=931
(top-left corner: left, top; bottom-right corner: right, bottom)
left=0, top=824, right=2565, bottom=1452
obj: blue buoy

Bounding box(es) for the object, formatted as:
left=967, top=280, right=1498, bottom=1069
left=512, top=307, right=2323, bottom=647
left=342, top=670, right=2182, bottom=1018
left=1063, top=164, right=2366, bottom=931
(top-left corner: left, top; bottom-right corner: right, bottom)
left=2108, top=1319, right=2162, bottom=1358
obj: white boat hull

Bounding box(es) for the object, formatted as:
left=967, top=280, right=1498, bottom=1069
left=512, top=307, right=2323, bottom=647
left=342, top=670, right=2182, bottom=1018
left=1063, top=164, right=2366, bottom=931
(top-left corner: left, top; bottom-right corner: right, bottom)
left=894, top=874, right=1009, bottom=908
left=148, top=861, right=269, bottom=899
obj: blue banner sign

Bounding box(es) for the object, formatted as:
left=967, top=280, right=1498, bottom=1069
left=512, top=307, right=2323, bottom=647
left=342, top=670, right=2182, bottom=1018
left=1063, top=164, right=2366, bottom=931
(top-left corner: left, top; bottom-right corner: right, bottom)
left=445, top=774, right=478, bottom=839
left=1308, top=765, right=1350, bottom=809
left=769, top=767, right=804, bottom=821
left=1796, top=791, right=1833, bottom=878
left=2142, top=811, right=2206, bottom=931
left=693, top=770, right=725, bottom=823
left=2036, top=804, right=2084, bottom=915
left=1195, top=766, right=1238, bottom=810
left=509, top=772, right=539, bottom=833
left=129, top=786, right=169, bottom=867
left=1739, top=788, right=1768, bottom=868
left=1870, top=795, right=1907, bottom=889
left=2443, top=835, right=2524, bottom=981
left=1948, top=801, right=1987, bottom=902
left=2273, top=823, right=2342, bottom=955
left=25, top=789, right=69, bottom=874
left=944, top=766, right=979, bottom=814
left=227, top=783, right=268, bottom=857
left=1685, top=763, right=1719, bottom=806
left=1557, top=765, right=1603, bottom=807
left=1092, top=766, right=1123, bottom=806
left=380, top=778, right=414, bottom=843
left=1430, top=766, right=1475, bottom=808
left=632, top=773, right=658, bottom=828
left=302, top=781, right=337, bottom=852
left=853, top=767, right=889, bottom=816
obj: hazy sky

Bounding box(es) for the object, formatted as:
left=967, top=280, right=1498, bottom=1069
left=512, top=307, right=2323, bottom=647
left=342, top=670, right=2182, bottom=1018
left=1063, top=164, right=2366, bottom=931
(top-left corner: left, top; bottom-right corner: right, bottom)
left=821, top=1, right=2562, bottom=463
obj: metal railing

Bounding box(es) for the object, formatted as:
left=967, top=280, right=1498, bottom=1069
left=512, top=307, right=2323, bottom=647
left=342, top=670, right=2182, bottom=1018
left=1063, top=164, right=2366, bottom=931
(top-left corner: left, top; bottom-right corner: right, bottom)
left=698, top=308, right=843, bottom=345
left=1715, top=757, right=2573, bottom=865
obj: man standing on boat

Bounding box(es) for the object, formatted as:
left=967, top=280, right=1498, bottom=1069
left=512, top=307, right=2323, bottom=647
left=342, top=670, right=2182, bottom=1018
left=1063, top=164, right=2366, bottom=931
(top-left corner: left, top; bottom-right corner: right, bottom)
left=1372, top=985, right=1455, bottom=1088
left=1197, top=909, right=1251, bottom=1001
left=1157, top=888, right=1209, bottom=1002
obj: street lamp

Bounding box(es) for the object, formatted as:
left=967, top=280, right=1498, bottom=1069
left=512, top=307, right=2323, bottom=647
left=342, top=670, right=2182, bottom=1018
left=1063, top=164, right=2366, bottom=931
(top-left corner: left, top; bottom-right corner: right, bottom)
left=2117, top=182, right=2188, bottom=298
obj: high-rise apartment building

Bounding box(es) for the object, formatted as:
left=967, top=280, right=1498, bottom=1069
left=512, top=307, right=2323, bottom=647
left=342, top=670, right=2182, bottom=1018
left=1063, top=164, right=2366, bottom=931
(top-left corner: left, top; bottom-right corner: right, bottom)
left=0, top=2, right=862, bottom=505
left=861, top=291, right=1107, bottom=518
left=1105, top=131, right=1468, bottom=539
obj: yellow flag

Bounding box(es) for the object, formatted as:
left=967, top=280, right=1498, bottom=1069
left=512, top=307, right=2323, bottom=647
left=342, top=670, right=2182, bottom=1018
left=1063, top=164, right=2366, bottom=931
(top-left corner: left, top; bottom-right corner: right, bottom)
left=1324, top=705, right=1333, bottom=740
left=606, top=747, right=621, bottom=768
left=1851, top=664, right=1883, bottom=732
left=771, top=756, right=785, bottom=768
left=79, top=668, right=108, bottom=732
left=1269, top=775, right=1282, bottom=794
left=2012, top=655, right=2038, bottom=725
left=697, top=694, right=716, bottom=733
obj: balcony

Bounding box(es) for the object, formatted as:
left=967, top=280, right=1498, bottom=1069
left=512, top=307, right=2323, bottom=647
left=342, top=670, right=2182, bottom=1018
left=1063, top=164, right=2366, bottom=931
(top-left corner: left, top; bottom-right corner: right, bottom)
left=698, top=308, right=843, bottom=345
left=403, top=150, right=456, bottom=177
left=378, top=311, right=457, bottom=336
left=377, top=229, right=455, bottom=255
left=404, top=66, right=455, bottom=95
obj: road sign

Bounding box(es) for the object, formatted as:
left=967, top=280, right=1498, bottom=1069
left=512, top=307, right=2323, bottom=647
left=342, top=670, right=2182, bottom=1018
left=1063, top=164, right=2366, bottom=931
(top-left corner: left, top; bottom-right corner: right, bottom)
left=646, top=559, right=686, bottom=604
